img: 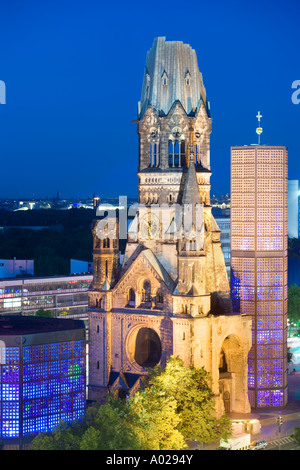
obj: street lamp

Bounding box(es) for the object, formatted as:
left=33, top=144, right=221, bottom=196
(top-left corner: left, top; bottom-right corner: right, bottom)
left=277, top=416, right=283, bottom=450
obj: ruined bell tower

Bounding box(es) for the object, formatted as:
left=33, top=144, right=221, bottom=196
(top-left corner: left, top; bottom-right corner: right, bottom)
left=88, top=37, right=252, bottom=417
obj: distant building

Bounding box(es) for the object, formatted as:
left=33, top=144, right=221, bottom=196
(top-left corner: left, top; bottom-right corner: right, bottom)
left=70, top=259, right=93, bottom=275
left=215, top=217, right=231, bottom=281
left=0, top=315, right=86, bottom=449
left=0, top=259, right=34, bottom=279
left=288, top=179, right=300, bottom=239
left=0, top=274, right=92, bottom=318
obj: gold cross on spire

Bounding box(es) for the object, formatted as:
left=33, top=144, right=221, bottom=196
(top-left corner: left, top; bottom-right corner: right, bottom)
left=256, top=111, right=263, bottom=144
left=256, top=111, right=263, bottom=123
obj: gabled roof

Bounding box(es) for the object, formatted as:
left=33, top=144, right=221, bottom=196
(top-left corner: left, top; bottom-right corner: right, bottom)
left=108, top=371, right=143, bottom=392
left=141, top=248, right=176, bottom=292
left=114, top=245, right=176, bottom=294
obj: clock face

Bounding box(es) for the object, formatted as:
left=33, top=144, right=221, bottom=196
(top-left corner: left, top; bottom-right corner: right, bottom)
left=140, top=213, right=160, bottom=240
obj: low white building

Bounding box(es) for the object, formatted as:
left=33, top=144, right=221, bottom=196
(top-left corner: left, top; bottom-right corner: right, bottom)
left=0, top=259, right=34, bottom=279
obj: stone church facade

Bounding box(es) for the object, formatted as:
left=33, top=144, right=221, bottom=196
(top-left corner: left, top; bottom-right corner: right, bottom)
left=88, top=37, right=252, bottom=417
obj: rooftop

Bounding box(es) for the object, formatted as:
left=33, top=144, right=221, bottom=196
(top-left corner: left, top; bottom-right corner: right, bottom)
left=0, top=315, right=85, bottom=336
left=138, top=37, right=208, bottom=118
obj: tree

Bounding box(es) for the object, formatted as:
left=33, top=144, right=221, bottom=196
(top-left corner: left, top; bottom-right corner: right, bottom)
left=30, top=356, right=231, bottom=450
left=138, top=355, right=231, bottom=445
left=291, top=427, right=300, bottom=446
left=288, top=284, right=300, bottom=325
left=30, top=397, right=141, bottom=451
left=79, top=398, right=140, bottom=450
left=29, top=420, right=83, bottom=450
left=35, top=308, right=55, bottom=318
left=129, top=387, right=186, bottom=450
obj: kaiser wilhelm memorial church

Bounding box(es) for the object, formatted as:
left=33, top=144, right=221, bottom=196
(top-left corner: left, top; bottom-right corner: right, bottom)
left=88, top=37, right=254, bottom=417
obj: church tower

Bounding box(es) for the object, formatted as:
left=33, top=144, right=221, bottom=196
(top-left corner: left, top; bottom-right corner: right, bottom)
left=88, top=37, right=252, bottom=417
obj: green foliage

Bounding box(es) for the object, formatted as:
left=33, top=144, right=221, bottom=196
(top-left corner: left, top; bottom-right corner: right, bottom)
left=291, top=427, right=300, bottom=445
left=140, top=355, right=231, bottom=444
left=30, top=397, right=141, bottom=451
left=129, top=386, right=186, bottom=450
left=288, top=284, right=300, bottom=324
left=79, top=398, right=140, bottom=450
left=35, top=308, right=55, bottom=318
left=30, top=356, right=231, bottom=450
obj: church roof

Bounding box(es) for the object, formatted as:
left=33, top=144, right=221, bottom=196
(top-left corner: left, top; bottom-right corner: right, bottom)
left=138, top=37, right=208, bottom=118
left=141, top=248, right=176, bottom=292
left=108, top=371, right=143, bottom=391
left=115, top=245, right=176, bottom=294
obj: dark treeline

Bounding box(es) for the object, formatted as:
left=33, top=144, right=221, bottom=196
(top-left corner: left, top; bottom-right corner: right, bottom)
left=289, top=238, right=300, bottom=258
left=0, top=208, right=128, bottom=276
left=0, top=208, right=96, bottom=229
left=0, top=209, right=96, bottom=276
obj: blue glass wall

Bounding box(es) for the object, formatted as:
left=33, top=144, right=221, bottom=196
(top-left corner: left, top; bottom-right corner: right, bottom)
left=0, top=339, right=86, bottom=440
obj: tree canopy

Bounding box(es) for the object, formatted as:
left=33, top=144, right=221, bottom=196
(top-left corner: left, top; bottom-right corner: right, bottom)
left=35, top=308, right=55, bottom=318
left=30, top=355, right=231, bottom=450
left=288, top=284, right=300, bottom=324
left=139, top=356, right=231, bottom=445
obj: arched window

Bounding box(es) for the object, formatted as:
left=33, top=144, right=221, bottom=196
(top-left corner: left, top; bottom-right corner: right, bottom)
left=129, top=288, right=135, bottom=301
left=219, top=349, right=228, bottom=373
left=128, top=288, right=135, bottom=306
left=168, top=140, right=174, bottom=167
left=169, top=140, right=185, bottom=167
left=174, top=141, right=179, bottom=167
left=103, top=238, right=110, bottom=248
left=190, top=239, right=197, bottom=251
left=150, top=142, right=159, bottom=167
left=156, top=291, right=163, bottom=306
left=180, top=141, right=186, bottom=167
left=194, top=144, right=198, bottom=164
left=142, top=280, right=151, bottom=302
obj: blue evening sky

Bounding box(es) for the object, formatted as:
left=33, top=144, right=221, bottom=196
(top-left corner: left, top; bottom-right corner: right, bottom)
left=0, top=0, right=299, bottom=199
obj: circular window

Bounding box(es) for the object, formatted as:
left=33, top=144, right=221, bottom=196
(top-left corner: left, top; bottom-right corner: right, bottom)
left=134, top=327, right=162, bottom=368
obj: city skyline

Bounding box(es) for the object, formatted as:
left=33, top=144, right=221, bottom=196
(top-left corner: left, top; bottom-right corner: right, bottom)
left=0, top=0, right=299, bottom=199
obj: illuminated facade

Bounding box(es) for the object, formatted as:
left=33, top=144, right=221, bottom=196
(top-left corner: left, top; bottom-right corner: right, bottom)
left=0, top=274, right=92, bottom=317
left=231, top=145, right=288, bottom=408
left=0, top=316, right=86, bottom=449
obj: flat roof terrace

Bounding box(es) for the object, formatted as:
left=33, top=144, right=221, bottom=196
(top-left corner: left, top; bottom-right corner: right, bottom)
left=0, top=315, right=85, bottom=336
